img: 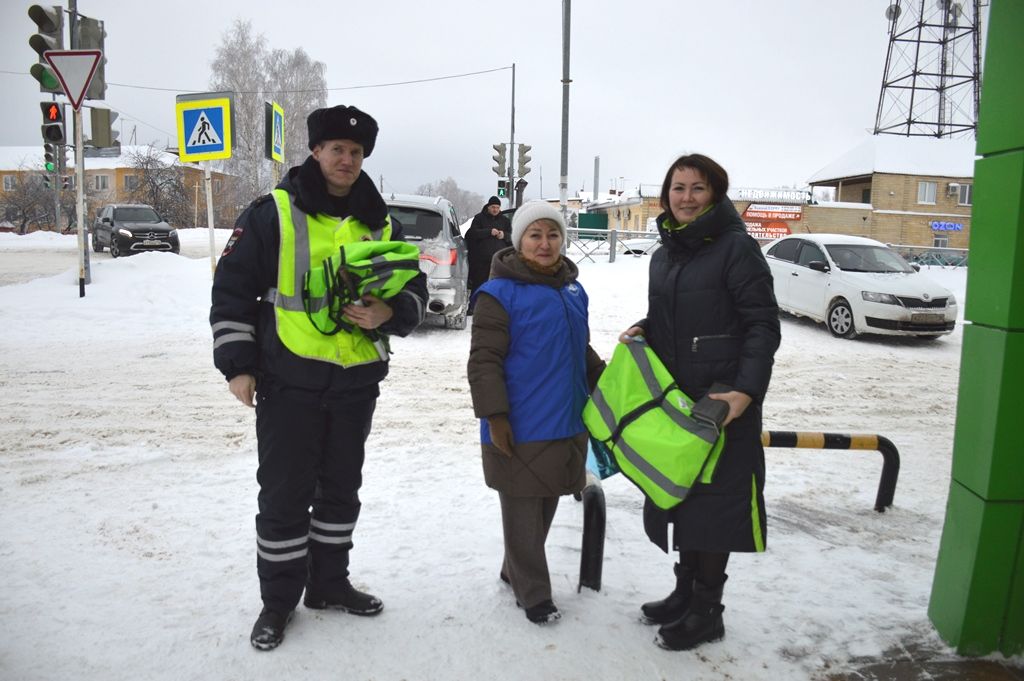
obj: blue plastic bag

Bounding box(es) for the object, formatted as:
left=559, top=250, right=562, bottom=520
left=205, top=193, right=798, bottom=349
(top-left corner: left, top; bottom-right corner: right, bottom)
left=586, top=437, right=620, bottom=480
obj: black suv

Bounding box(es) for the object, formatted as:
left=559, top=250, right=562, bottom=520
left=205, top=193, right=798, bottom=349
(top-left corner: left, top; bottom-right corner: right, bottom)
left=92, top=204, right=180, bottom=257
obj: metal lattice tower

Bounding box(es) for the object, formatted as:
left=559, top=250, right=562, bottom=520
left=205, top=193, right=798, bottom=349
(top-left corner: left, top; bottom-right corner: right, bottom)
left=874, top=0, right=983, bottom=138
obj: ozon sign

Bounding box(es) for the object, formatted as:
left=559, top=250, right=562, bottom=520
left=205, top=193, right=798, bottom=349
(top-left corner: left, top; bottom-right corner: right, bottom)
left=930, top=221, right=964, bottom=231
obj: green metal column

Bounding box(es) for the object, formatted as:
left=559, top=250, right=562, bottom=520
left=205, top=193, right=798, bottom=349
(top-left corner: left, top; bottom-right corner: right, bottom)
left=928, top=0, right=1024, bottom=657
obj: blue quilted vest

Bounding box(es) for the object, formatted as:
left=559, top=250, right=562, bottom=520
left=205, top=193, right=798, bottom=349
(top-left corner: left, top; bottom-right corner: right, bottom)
left=476, top=277, right=591, bottom=444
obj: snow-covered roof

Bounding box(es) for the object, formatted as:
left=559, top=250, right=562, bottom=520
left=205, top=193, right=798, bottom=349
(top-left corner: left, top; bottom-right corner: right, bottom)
left=807, top=135, right=977, bottom=184
left=0, top=145, right=181, bottom=172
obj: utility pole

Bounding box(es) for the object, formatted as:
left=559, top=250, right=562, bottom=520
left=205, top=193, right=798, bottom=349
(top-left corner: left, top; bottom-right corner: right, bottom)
left=508, top=63, right=516, bottom=210
left=559, top=0, right=571, bottom=222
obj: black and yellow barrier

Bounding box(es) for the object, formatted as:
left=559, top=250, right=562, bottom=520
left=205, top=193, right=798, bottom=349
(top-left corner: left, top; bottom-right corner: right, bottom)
left=761, top=431, right=900, bottom=512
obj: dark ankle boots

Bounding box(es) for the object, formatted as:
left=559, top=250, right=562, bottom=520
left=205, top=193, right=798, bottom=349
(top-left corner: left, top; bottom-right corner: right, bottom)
left=640, top=562, right=694, bottom=625
left=655, top=577, right=727, bottom=651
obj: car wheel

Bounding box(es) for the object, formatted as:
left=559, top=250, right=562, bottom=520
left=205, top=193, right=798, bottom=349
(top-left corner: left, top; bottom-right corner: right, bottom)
left=109, top=239, right=120, bottom=258
left=92, top=234, right=103, bottom=252
left=445, top=310, right=467, bottom=330
left=827, top=299, right=857, bottom=339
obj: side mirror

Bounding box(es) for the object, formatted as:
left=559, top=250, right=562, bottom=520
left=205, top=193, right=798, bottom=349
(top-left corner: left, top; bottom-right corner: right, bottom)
left=102, top=217, right=112, bottom=224
left=911, top=263, right=921, bottom=272
left=808, top=260, right=830, bottom=272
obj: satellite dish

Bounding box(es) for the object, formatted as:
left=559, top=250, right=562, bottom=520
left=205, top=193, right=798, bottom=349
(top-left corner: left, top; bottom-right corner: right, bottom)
left=885, top=4, right=901, bottom=20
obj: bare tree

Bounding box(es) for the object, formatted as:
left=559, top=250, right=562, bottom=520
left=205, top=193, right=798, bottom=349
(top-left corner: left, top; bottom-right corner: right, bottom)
left=124, top=147, right=191, bottom=226
left=0, top=166, right=55, bottom=234
left=415, top=178, right=486, bottom=224
left=266, top=47, right=327, bottom=171
left=209, top=21, right=328, bottom=209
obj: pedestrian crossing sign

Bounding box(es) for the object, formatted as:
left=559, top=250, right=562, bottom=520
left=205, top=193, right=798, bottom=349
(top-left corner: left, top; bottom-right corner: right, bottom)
left=176, top=93, right=233, bottom=162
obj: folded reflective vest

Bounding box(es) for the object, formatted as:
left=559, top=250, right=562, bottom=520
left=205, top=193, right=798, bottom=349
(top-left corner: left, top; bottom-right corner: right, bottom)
left=582, top=341, right=725, bottom=510
left=303, top=240, right=422, bottom=337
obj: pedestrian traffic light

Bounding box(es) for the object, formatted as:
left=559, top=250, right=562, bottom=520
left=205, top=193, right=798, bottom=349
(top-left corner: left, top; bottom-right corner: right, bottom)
left=61, top=175, right=73, bottom=190
left=497, top=179, right=508, bottom=198
left=40, top=101, right=66, bottom=145
left=517, top=144, right=532, bottom=177
left=43, top=142, right=58, bottom=172
left=492, top=143, right=507, bottom=177
left=89, top=108, right=119, bottom=148
left=75, top=16, right=106, bottom=100
left=41, top=174, right=53, bottom=189
left=28, top=4, right=64, bottom=94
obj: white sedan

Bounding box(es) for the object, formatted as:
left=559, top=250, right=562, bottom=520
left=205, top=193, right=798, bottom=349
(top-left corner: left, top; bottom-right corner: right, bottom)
left=762, top=233, right=957, bottom=339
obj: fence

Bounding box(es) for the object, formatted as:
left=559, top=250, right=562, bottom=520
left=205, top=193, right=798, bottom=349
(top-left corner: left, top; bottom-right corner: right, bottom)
left=565, top=228, right=660, bottom=263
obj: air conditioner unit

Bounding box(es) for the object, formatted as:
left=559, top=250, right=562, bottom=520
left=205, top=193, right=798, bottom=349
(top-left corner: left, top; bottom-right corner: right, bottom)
left=947, top=182, right=961, bottom=195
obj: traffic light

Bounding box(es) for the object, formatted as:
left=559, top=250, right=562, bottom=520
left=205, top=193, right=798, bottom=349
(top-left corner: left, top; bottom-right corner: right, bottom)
left=40, top=101, right=66, bottom=145
left=61, top=175, right=73, bottom=190
left=497, top=179, right=508, bottom=198
left=43, top=142, right=58, bottom=172
left=517, top=144, right=532, bottom=177
left=89, top=108, right=119, bottom=148
left=28, top=4, right=64, bottom=94
left=492, top=143, right=507, bottom=177
left=76, top=16, right=106, bottom=100
left=41, top=174, right=53, bottom=189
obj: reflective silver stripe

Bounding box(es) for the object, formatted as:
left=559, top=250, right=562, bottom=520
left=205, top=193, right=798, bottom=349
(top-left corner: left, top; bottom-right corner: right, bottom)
left=257, top=534, right=308, bottom=549
left=212, top=321, right=255, bottom=334
left=272, top=193, right=326, bottom=313
left=257, top=547, right=308, bottom=562
left=627, top=343, right=718, bottom=444
left=308, top=532, right=353, bottom=545
left=213, top=332, right=256, bottom=349
left=310, top=519, right=356, bottom=531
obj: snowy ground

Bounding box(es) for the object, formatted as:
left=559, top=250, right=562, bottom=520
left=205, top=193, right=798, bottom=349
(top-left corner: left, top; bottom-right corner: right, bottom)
left=0, top=228, right=993, bottom=680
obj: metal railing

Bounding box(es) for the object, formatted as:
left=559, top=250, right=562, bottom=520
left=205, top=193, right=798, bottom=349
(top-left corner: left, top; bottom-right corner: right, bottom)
left=887, top=243, right=968, bottom=267
left=565, top=228, right=660, bottom=264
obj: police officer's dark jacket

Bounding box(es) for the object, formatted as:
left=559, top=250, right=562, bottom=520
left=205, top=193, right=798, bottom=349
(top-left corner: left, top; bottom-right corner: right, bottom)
left=210, top=155, right=428, bottom=404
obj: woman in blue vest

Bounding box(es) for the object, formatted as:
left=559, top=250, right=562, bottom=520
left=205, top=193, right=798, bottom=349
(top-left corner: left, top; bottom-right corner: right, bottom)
left=620, top=154, right=780, bottom=651
left=467, top=201, right=605, bottom=624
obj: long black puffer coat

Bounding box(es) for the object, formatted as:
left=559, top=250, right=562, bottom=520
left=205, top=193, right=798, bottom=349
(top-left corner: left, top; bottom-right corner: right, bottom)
left=638, top=199, right=780, bottom=553
left=464, top=207, right=512, bottom=291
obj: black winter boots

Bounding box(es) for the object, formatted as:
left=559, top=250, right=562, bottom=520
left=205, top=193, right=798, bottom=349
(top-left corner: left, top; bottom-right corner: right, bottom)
left=655, top=577, right=727, bottom=651
left=303, top=578, right=384, bottom=615
left=250, top=607, right=293, bottom=650
left=640, top=562, right=695, bottom=625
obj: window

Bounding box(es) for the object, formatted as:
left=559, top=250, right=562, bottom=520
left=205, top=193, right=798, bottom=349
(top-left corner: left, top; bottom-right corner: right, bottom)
left=933, top=233, right=949, bottom=248
left=797, top=243, right=826, bottom=267
left=957, top=183, right=972, bottom=206
left=124, top=175, right=138, bottom=190
left=917, top=181, right=937, bottom=204
left=766, top=238, right=801, bottom=263
left=2, top=175, right=15, bottom=191
left=861, top=188, right=871, bottom=204
left=94, top=175, right=110, bottom=191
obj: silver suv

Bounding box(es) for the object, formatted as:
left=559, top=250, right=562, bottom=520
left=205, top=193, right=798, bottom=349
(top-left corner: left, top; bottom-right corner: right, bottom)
left=384, top=194, right=469, bottom=330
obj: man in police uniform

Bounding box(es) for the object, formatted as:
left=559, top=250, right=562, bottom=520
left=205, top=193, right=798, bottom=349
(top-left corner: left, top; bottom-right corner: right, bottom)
left=210, top=105, right=427, bottom=650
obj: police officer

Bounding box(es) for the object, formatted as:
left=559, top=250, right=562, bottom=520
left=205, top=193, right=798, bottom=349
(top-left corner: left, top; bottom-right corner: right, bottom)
left=210, top=105, right=427, bottom=650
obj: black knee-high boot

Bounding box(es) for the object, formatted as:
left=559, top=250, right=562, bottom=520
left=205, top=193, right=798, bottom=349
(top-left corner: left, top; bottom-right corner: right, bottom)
left=655, top=574, right=727, bottom=650
left=640, top=561, right=695, bottom=624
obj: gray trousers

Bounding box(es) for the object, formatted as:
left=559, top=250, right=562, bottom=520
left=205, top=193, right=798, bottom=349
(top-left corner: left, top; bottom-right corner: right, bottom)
left=498, top=493, right=560, bottom=609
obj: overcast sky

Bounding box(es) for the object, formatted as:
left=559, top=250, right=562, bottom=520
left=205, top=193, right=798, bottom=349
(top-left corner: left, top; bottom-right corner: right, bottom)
left=3, top=1, right=923, bottom=201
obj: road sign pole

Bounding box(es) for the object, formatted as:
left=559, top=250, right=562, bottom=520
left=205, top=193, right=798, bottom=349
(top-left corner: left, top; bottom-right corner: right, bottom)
left=75, top=107, right=87, bottom=296
left=205, top=163, right=216, bottom=275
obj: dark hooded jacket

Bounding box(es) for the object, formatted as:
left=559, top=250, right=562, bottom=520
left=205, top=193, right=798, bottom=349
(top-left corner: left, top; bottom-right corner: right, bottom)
left=467, top=249, right=605, bottom=496
left=465, top=206, right=513, bottom=290
left=210, top=156, right=428, bottom=404
left=638, top=199, right=780, bottom=552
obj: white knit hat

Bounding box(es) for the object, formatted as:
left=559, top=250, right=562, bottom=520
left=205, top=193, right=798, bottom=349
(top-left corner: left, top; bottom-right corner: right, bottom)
left=510, top=201, right=567, bottom=250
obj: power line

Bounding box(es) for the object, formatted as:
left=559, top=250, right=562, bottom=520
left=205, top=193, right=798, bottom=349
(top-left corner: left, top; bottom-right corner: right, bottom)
left=2, top=65, right=511, bottom=94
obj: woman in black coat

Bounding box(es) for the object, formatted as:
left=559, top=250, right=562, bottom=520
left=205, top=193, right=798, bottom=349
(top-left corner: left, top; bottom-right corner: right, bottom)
left=620, top=153, right=780, bottom=651
left=465, top=196, right=513, bottom=298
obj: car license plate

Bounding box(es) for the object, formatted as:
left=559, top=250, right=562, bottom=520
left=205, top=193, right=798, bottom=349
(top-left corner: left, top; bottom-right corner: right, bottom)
left=142, top=239, right=161, bottom=246
left=912, top=313, right=944, bottom=323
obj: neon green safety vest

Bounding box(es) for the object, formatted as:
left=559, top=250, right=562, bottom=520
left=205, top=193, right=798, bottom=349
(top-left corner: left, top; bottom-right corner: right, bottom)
left=268, top=189, right=419, bottom=368
left=582, top=341, right=726, bottom=510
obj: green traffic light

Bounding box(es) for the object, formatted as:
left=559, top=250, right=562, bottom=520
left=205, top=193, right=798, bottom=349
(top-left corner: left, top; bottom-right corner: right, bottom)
left=30, top=63, right=61, bottom=91
left=45, top=162, right=56, bottom=172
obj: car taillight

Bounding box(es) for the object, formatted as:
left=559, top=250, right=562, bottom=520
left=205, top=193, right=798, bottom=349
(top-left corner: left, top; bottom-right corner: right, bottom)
left=419, top=249, right=457, bottom=265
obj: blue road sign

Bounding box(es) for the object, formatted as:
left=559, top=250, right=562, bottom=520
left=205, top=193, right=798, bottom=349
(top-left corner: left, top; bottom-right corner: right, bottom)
left=176, top=95, right=232, bottom=162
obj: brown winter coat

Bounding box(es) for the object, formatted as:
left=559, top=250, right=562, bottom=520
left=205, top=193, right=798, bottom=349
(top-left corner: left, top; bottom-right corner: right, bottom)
left=467, top=249, right=605, bottom=497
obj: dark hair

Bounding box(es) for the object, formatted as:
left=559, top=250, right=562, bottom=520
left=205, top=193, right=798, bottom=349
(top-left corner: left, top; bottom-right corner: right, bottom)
left=659, top=153, right=729, bottom=213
